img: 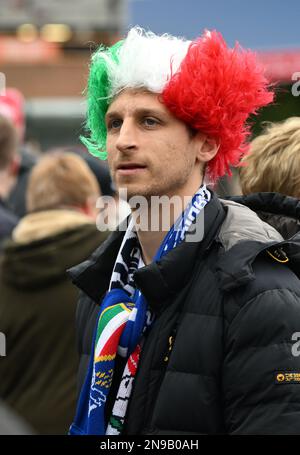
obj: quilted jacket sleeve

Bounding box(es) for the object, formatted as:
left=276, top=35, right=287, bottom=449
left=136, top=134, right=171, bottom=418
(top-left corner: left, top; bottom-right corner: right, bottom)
left=223, top=287, right=300, bottom=434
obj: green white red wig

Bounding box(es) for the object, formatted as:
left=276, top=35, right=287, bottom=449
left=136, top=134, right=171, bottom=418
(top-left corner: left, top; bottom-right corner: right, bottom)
left=82, top=27, right=274, bottom=181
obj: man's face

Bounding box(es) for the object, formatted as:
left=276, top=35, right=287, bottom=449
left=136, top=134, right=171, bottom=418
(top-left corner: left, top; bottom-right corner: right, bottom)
left=105, top=90, right=203, bottom=200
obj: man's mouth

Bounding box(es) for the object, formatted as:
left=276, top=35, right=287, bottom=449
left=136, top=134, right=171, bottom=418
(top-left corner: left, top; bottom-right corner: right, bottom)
left=116, top=162, right=147, bottom=175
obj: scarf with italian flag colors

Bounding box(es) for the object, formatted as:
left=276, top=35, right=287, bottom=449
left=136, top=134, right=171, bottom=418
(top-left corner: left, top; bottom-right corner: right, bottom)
left=69, top=185, right=211, bottom=435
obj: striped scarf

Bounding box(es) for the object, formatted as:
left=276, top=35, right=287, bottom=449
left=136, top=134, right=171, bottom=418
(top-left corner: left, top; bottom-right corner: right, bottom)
left=69, top=185, right=211, bottom=435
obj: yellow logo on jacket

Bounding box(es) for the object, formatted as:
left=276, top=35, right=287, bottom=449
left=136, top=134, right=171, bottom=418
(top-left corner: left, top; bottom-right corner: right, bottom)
left=276, top=372, right=300, bottom=383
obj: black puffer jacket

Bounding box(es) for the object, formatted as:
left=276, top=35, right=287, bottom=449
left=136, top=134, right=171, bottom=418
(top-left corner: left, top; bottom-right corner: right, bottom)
left=68, top=191, right=300, bottom=435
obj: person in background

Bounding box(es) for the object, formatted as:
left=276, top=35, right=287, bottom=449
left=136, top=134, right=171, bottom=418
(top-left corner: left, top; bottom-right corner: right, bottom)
left=0, top=88, right=37, bottom=217
left=47, top=146, right=131, bottom=230
left=0, top=114, right=19, bottom=247
left=232, top=117, right=300, bottom=239
left=0, top=152, right=109, bottom=434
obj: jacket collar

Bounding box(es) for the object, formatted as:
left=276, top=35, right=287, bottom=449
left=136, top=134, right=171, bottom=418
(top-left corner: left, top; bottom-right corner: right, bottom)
left=67, top=190, right=227, bottom=310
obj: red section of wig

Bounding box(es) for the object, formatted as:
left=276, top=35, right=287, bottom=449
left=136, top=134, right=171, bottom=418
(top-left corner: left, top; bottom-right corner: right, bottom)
left=162, top=30, right=274, bottom=181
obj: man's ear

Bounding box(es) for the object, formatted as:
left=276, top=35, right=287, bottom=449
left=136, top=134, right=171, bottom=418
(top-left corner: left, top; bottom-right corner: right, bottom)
left=194, top=132, right=219, bottom=164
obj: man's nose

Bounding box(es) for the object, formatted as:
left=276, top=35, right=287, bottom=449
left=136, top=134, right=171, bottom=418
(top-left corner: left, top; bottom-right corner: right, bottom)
left=116, top=119, right=137, bottom=153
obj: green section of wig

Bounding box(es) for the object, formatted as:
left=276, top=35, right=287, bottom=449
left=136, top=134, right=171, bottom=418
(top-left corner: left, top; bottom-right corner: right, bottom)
left=80, top=40, right=123, bottom=159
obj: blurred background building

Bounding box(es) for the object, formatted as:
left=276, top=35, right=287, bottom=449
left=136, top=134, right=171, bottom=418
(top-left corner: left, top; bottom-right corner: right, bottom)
left=0, top=0, right=127, bottom=151
left=0, top=0, right=299, bottom=175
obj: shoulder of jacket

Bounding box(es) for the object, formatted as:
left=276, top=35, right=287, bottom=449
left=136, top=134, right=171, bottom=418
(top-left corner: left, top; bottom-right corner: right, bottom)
left=215, top=199, right=300, bottom=292
left=218, top=198, right=283, bottom=251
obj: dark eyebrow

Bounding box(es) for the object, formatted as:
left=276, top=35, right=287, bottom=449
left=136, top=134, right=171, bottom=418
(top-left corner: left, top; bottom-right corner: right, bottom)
left=135, top=108, right=166, bottom=118
left=105, top=108, right=167, bottom=121
left=105, top=111, right=119, bottom=121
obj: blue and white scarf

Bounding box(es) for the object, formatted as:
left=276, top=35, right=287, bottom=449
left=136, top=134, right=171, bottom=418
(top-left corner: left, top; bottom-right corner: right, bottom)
left=69, top=185, right=211, bottom=435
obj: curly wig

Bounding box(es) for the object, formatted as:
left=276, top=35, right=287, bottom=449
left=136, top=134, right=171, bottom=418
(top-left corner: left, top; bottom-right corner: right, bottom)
left=82, top=27, right=274, bottom=181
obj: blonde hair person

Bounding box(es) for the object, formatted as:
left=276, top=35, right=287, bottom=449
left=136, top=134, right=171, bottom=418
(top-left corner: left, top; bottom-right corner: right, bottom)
left=27, top=152, right=100, bottom=214
left=239, top=117, right=300, bottom=198
left=226, top=117, right=300, bottom=240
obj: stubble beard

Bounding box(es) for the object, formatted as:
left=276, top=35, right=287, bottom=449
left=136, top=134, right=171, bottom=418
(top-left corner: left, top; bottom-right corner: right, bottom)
left=118, top=163, right=195, bottom=204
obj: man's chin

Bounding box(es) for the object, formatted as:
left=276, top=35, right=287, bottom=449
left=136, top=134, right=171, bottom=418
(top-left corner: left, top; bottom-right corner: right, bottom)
left=116, top=184, right=154, bottom=203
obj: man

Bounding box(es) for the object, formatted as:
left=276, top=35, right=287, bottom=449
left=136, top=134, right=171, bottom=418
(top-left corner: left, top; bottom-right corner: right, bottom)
left=68, top=27, right=300, bottom=435
left=0, top=152, right=108, bottom=434
left=0, top=114, right=19, bottom=247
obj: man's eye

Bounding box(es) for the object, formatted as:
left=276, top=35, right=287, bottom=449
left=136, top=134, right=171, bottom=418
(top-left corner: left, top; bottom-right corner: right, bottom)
left=108, top=119, right=122, bottom=130
left=143, top=117, right=159, bottom=127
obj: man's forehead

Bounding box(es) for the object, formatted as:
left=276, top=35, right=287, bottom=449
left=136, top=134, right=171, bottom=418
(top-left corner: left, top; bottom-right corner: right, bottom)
left=106, top=89, right=165, bottom=116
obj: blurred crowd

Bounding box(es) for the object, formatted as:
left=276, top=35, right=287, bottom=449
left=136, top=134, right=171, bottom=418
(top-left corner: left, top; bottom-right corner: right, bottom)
left=0, top=88, right=299, bottom=434
left=0, top=88, right=129, bottom=434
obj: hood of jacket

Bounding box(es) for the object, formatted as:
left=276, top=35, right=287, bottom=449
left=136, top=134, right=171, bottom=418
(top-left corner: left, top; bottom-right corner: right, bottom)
left=11, top=209, right=96, bottom=244
left=226, top=192, right=300, bottom=240
left=1, top=209, right=108, bottom=290
left=216, top=198, right=300, bottom=291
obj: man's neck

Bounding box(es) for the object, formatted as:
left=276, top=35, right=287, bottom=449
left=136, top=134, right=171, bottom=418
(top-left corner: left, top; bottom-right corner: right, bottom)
left=137, top=229, right=167, bottom=266
left=133, top=182, right=203, bottom=265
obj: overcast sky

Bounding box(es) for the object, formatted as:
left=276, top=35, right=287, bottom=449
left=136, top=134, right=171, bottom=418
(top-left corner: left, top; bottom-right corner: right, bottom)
left=128, top=0, right=300, bottom=49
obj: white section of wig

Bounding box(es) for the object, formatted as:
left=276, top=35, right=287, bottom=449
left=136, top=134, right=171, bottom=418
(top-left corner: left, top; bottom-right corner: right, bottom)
left=108, top=27, right=191, bottom=96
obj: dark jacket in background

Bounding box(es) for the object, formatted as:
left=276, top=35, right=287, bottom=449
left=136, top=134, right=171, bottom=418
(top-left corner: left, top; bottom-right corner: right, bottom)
left=69, top=190, right=300, bottom=435
left=0, top=199, right=18, bottom=247
left=7, top=148, right=36, bottom=218
left=0, top=215, right=108, bottom=434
